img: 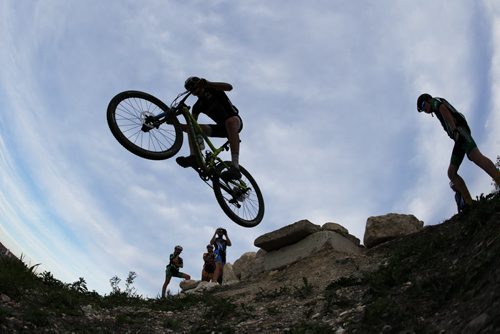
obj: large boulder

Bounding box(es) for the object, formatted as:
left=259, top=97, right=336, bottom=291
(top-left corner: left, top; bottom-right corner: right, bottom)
left=254, top=220, right=321, bottom=252
left=222, top=263, right=238, bottom=283
left=257, top=230, right=362, bottom=272
left=183, top=281, right=219, bottom=295
left=322, top=222, right=361, bottom=246
left=179, top=279, right=199, bottom=292
left=233, top=252, right=257, bottom=280
left=363, top=213, right=424, bottom=248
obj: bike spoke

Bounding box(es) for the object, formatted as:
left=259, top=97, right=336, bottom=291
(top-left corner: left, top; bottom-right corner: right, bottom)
left=113, top=97, right=177, bottom=153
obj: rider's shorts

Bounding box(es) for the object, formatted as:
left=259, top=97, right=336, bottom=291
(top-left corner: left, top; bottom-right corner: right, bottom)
left=165, top=265, right=186, bottom=279
left=450, top=126, right=477, bottom=168
left=208, top=115, right=243, bottom=138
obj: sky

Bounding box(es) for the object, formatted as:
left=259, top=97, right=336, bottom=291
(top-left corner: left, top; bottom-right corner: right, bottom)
left=1, top=0, right=499, bottom=297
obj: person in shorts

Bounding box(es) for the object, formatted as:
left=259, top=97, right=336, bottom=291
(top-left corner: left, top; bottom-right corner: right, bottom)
left=161, top=245, right=191, bottom=298
left=417, top=93, right=500, bottom=206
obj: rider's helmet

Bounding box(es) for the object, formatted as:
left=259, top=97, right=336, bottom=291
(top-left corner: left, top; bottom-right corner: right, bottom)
left=207, top=244, right=214, bottom=250
left=174, top=245, right=183, bottom=252
left=184, top=76, right=200, bottom=92
left=417, top=93, right=432, bottom=112
left=216, top=227, right=226, bottom=235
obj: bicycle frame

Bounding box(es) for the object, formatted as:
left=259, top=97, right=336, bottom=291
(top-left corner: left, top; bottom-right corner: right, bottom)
left=167, top=91, right=233, bottom=180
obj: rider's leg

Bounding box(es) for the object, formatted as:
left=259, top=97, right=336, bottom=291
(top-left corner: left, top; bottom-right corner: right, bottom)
left=467, top=148, right=500, bottom=186
left=176, top=124, right=211, bottom=167
left=225, top=116, right=241, bottom=169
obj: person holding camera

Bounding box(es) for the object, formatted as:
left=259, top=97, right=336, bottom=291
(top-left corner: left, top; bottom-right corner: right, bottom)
left=210, top=227, right=232, bottom=284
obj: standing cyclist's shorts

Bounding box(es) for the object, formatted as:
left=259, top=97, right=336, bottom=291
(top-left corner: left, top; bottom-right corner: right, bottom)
left=165, top=265, right=186, bottom=279
left=450, top=126, right=477, bottom=168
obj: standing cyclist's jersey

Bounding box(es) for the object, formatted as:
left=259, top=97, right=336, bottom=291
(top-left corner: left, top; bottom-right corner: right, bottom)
left=429, top=97, right=469, bottom=139
left=192, top=87, right=238, bottom=125
left=167, top=253, right=182, bottom=271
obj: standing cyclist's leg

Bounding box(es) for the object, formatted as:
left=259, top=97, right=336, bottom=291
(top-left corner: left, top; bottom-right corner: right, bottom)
left=467, top=148, right=500, bottom=186
left=161, top=274, right=172, bottom=298
left=448, top=144, right=473, bottom=205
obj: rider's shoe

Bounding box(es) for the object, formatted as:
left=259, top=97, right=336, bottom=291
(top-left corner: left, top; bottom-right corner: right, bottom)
left=176, top=155, right=197, bottom=168
left=221, top=166, right=242, bottom=182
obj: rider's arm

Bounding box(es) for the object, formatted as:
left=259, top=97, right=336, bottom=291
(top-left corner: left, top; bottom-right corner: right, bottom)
left=202, top=79, right=232, bottom=92
left=210, top=232, right=217, bottom=245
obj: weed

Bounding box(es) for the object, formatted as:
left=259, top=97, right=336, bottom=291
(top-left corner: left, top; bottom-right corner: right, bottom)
left=293, top=277, right=314, bottom=299
left=23, top=304, right=50, bottom=327
left=203, top=297, right=237, bottom=321
left=163, top=317, right=181, bottom=330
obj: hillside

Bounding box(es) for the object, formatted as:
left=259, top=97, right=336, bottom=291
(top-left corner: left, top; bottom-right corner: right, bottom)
left=1, top=193, right=499, bottom=333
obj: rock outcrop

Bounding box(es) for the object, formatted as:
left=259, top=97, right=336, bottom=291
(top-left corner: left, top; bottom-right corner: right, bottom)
left=363, top=213, right=424, bottom=248
left=254, top=219, right=321, bottom=252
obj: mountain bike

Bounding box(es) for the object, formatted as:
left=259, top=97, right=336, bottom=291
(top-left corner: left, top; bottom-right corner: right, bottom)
left=106, top=90, right=264, bottom=227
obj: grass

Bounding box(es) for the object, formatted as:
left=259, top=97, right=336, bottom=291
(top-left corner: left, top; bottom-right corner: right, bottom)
left=0, top=254, right=242, bottom=332
left=348, top=192, right=500, bottom=332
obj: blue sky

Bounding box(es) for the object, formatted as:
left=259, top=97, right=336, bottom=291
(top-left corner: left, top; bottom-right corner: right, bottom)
left=1, top=0, right=499, bottom=297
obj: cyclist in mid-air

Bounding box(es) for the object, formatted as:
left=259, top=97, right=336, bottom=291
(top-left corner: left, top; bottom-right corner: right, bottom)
left=417, top=93, right=500, bottom=207
left=176, top=76, right=243, bottom=181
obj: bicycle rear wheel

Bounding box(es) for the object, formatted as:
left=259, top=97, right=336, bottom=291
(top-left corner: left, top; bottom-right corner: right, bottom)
left=107, top=90, right=183, bottom=160
left=212, top=162, right=265, bottom=227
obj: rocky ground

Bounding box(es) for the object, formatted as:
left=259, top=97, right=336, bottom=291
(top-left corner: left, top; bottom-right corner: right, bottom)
left=1, top=194, right=499, bottom=333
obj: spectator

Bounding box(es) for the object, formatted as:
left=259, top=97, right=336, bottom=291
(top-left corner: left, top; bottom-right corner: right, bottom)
left=161, top=245, right=191, bottom=298
left=210, top=227, right=231, bottom=284
left=201, top=244, right=216, bottom=282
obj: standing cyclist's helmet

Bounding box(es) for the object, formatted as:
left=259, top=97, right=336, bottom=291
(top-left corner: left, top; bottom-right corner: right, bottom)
left=417, top=93, right=432, bottom=112
left=174, top=245, right=183, bottom=252
left=184, top=76, right=200, bottom=92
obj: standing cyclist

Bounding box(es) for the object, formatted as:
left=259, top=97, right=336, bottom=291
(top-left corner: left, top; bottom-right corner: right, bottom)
left=176, top=76, right=243, bottom=182
left=161, top=245, right=191, bottom=298
left=417, top=93, right=500, bottom=206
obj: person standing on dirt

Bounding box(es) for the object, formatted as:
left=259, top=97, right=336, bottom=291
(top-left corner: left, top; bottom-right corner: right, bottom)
left=210, top=227, right=231, bottom=284
left=176, top=76, right=243, bottom=182
left=417, top=93, right=500, bottom=207
left=161, top=245, right=191, bottom=298
left=201, top=244, right=216, bottom=282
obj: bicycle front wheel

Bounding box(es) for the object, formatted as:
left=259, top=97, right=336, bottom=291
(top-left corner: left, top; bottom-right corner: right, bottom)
left=107, top=90, right=183, bottom=160
left=213, top=162, right=265, bottom=227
